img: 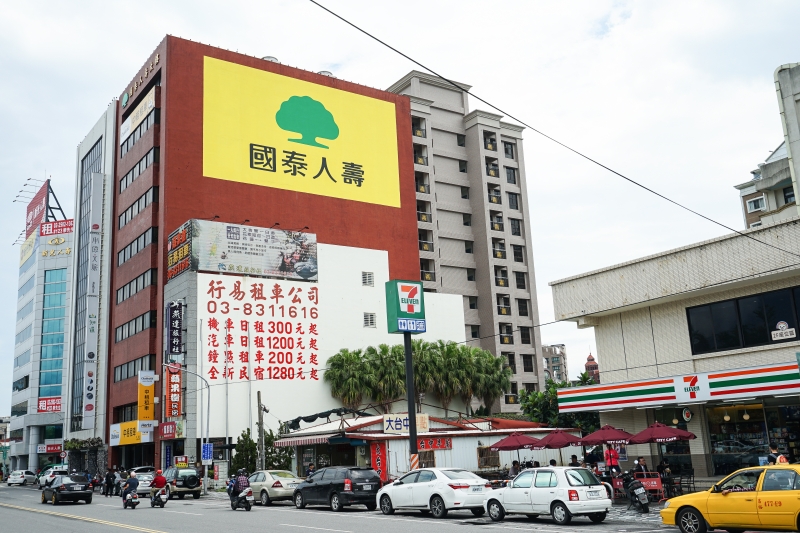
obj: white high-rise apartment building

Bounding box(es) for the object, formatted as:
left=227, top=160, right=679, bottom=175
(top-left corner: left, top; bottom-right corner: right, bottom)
left=389, top=71, right=544, bottom=412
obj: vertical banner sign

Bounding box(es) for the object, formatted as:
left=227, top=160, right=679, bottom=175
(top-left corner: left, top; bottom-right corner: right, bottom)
left=167, top=302, right=184, bottom=360
left=370, top=441, right=388, bottom=482
left=385, top=280, right=426, bottom=334
left=214, top=464, right=219, bottom=481
left=202, top=443, right=213, bottom=466
left=138, top=370, right=155, bottom=433
left=164, top=445, right=172, bottom=471
left=167, top=364, right=182, bottom=418
left=81, top=174, right=104, bottom=429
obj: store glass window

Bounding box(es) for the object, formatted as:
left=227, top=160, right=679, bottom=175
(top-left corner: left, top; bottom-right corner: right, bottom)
left=706, top=403, right=769, bottom=476
left=654, top=409, right=693, bottom=474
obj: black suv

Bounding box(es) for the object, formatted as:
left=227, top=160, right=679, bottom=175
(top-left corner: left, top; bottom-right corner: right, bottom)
left=163, top=467, right=202, bottom=499
left=294, top=466, right=380, bottom=511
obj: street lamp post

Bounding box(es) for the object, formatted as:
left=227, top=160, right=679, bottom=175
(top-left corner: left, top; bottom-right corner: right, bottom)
left=163, top=364, right=210, bottom=495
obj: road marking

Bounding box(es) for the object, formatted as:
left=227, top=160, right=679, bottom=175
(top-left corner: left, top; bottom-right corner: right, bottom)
left=279, top=525, right=352, bottom=533
left=0, top=502, right=169, bottom=532
left=96, top=504, right=117, bottom=507
left=164, top=510, right=203, bottom=515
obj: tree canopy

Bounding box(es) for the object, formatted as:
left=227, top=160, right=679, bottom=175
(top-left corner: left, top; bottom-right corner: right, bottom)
left=519, top=378, right=600, bottom=434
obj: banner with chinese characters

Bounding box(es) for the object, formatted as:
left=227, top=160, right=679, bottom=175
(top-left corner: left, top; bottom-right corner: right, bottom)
left=198, top=273, right=321, bottom=383
left=166, top=221, right=191, bottom=281
left=109, top=420, right=153, bottom=447
left=167, top=365, right=182, bottom=418
left=417, top=437, right=452, bottom=451
left=203, top=57, right=400, bottom=207
left=166, top=302, right=184, bottom=357
left=370, top=441, right=388, bottom=482
left=37, top=397, right=61, bottom=413
left=382, top=413, right=430, bottom=434
left=39, top=219, right=74, bottom=237
left=138, top=370, right=155, bottom=432
left=25, top=180, right=49, bottom=238
left=81, top=173, right=103, bottom=430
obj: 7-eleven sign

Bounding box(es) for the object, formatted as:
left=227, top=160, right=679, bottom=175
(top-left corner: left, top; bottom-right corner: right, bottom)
left=386, top=280, right=426, bottom=334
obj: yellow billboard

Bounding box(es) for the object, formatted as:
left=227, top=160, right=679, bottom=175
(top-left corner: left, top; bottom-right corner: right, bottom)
left=19, top=231, right=37, bottom=266
left=109, top=420, right=153, bottom=447
left=203, top=57, right=401, bottom=207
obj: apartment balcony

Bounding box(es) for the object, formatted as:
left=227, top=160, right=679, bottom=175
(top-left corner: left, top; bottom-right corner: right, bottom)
left=493, top=248, right=507, bottom=259
left=417, top=211, right=432, bottom=223
left=497, top=305, right=512, bottom=316
left=500, top=334, right=514, bottom=345
left=495, top=276, right=509, bottom=287
left=488, top=193, right=502, bottom=204
left=413, top=128, right=427, bottom=138
left=421, top=270, right=436, bottom=282
left=491, top=221, right=504, bottom=232
left=419, top=240, right=434, bottom=252
left=486, top=165, right=500, bottom=178
left=416, top=183, right=430, bottom=194
left=415, top=155, right=428, bottom=166
left=484, top=140, right=497, bottom=151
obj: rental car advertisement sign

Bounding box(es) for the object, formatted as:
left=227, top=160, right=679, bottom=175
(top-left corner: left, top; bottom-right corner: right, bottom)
left=202, top=57, right=400, bottom=207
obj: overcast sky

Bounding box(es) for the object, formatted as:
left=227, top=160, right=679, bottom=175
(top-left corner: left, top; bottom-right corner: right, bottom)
left=1, top=1, right=799, bottom=415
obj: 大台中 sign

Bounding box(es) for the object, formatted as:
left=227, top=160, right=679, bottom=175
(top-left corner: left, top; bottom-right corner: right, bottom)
left=382, top=413, right=430, bottom=435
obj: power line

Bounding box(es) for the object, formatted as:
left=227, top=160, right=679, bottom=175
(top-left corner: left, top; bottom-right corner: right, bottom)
left=307, top=0, right=800, bottom=261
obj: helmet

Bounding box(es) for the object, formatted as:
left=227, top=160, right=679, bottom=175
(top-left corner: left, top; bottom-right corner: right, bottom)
left=238, top=469, right=245, bottom=475
left=156, top=470, right=162, bottom=475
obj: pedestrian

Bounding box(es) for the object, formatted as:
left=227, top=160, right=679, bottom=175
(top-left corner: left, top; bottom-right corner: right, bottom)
left=568, top=455, right=581, bottom=467
left=533, top=461, right=540, bottom=468
left=104, top=469, right=116, bottom=497
left=604, top=444, right=620, bottom=475
left=305, top=463, right=316, bottom=477
left=549, top=459, right=557, bottom=467
left=508, top=460, right=521, bottom=477
left=768, top=442, right=789, bottom=464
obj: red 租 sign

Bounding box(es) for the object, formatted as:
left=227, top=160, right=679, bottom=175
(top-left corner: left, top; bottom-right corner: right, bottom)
left=40, top=219, right=74, bottom=236
left=37, top=397, right=61, bottom=413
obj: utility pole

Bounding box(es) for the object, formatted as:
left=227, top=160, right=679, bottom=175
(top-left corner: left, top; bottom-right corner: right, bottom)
left=403, top=331, right=418, bottom=464
left=257, top=391, right=264, bottom=471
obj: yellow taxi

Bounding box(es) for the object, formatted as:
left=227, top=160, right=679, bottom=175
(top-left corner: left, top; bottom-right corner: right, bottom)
left=661, top=465, right=800, bottom=533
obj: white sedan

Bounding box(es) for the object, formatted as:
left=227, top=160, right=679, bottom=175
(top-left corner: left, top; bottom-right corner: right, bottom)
left=377, top=468, right=491, bottom=518
left=484, top=467, right=611, bottom=525
left=8, top=470, right=37, bottom=486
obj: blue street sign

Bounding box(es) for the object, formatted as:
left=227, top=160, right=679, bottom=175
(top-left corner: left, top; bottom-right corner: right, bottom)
left=396, top=318, right=426, bottom=333
left=202, top=443, right=213, bottom=463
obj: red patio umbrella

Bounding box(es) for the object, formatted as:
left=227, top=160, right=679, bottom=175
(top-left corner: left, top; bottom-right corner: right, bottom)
left=491, top=432, right=542, bottom=464
left=577, top=425, right=633, bottom=446
left=628, top=422, right=696, bottom=444
left=528, top=430, right=582, bottom=466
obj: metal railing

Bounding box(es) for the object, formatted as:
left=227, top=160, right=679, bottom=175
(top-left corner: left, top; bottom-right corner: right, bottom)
left=491, top=221, right=504, bottom=231
left=415, top=155, right=428, bottom=165
left=417, top=211, right=432, bottom=223
left=488, top=193, right=502, bottom=204
left=419, top=240, right=434, bottom=252
left=486, top=165, right=499, bottom=177
left=500, top=334, right=514, bottom=344
left=484, top=140, right=497, bottom=151
left=497, top=305, right=511, bottom=315
left=493, top=248, right=507, bottom=259
left=420, top=270, right=436, bottom=282
left=495, top=276, right=509, bottom=287
left=416, top=183, right=430, bottom=194
left=413, top=128, right=427, bottom=138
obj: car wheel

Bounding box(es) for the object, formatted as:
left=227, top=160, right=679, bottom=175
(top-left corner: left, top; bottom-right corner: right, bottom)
left=430, top=495, right=448, bottom=519
left=487, top=500, right=505, bottom=522
left=380, top=495, right=394, bottom=515
left=589, top=512, right=606, bottom=523
left=471, top=508, right=485, bottom=517
left=85, top=496, right=92, bottom=504
left=261, top=491, right=271, bottom=506
left=22, top=480, right=27, bottom=486
left=365, top=502, right=377, bottom=511
left=41, top=492, right=46, bottom=504
left=192, top=492, right=200, bottom=499
left=295, top=491, right=306, bottom=509
left=52, top=494, right=58, bottom=506
left=551, top=502, right=572, bottom=525
left=677, top=508, right=707, bottom=533
left=178, top=493, right=185, bottom=500
left=330, top=493, right=342, bottom=512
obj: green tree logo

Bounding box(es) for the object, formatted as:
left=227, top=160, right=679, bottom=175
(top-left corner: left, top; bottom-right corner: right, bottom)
left=275, top=96, right=339, bottom=149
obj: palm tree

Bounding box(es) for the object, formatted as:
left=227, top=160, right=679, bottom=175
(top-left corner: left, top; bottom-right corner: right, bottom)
left=457, top=345, right=480, bottom=409
left=576, top=371, right=595, bottom=386
left=364, top=344, right=406, bottom=413
left=411, top=339, right=436, bottom=412
left=323, top=348, right=371, bottom=411
left=474, top=350, right=512, bottom=415
left=430, top=340, right=467, bottom=417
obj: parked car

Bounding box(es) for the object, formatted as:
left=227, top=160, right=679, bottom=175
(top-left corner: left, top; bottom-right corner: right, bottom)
left=41, top=474, right=93, bottom=505
left=37, top=468, right=68, bottom=488
left=136, top=474, right=155, bottom=497
left=163, top=467, right=202, bottom=499
left=294, top=466, right=381, bottom=511
left=483, top=467, right=611, bottom=525
left=129, top=466, right=156, bottom=475
left=248, top=470, right=305, bottom=505
left=377, top=468, right=491, bottom=518
left=8, top=470, right=37, bottom=486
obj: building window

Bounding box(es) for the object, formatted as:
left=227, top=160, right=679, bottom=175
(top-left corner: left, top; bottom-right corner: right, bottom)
left=119, top=187, right=158, bottom=229
left=10, top=429, right=23, bottom=441
left=785, top=187, right=796, bottom=204
left=114, top=355, right=156, bottom=383
left=551, top=356, right=560, bottom=363
left=504, top=352, right=516, bottom=374
left=18, top=275, right=35, bottom=300
left=687, top=286, right=800, bottom=355
left=363, top=312, right=376, bottom=328
left=118, top=227, right=157, bottom=266
left=470, top=325, right=480, bottom=339
left=120, top=146, right=159, bottom=192
left=419, top=450, right=436, bottom=468
left=11, top=401, right=27, bottom=418
left=746, top=196, right=765, bottom=213
left=468, top=296, right=478, bottom=310
left=510, top=218, right=522, bottom=236
left=461, top=186, right=470, bottom=200
left=520, top=327, right=532, bottom=344
left=515, top=272, right=527, bottom=289
left=40, top=268, right=67, bottom=399
left=465, top=240, right=473, bottom=254
left=458, top=160, right=468, bottom=173
left=523, top=383, right=537, bottom=392
left=750, top=221, right=763, bottom=228
left=456, top=134, right=466, bottom=147
left=17, top=300, right=33, bottom=322
left=503, top=141, right=515, bottom=159
left=505, top=167, right=517, bottom=184
left=361, top=272, right=374, bottom=287
left=120, top=109, right=159, bottom=159
left=512, top=245, right=524, bottom=262
left=522, top=354, right=534, bottom=373
left=115, top=310, right=158, bottom=343
left=43, top=424, right=63, bottom=440
left=14, top=348, right=31, bottom=368
left=12, top=375, right=29, bottom=392
left=15, top=325, right=32, bottom=345
left=507, top=193, right=520, bottom=210
left=510, top=382, right=519, bottom=395
left=114, top=403, right=138, bottom=423
left=463, top=213, right=471, bottom=226
left=477, top=446, right=500, bottom=468
left=517, top=299, right=529, bottom=316
left=116, top=269, right=157, bottom=304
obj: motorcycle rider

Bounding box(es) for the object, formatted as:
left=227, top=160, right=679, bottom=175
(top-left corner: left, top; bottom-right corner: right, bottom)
left=121, top=471, right=139, bottom=502
left=104, top=469, right=116, bottom=497
left=231, top=469, right=250, bottom=502
left=150, top=469, right=168, bottom=502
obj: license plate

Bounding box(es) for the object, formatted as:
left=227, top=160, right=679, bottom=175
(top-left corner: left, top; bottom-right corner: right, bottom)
left=587, top=490, right=601, bottom=499
left=363, top=484, right=372, bottom=490
left=634, top=487, right=646, bottom=494
left=177, top=481, right=184, bottom=486
left=71, top=486, right=79, bottom=490
left=471, top=486, right=483, bottom=493
left=288, top=483, right=298, bottom=489
left=246, top=496, right=254, bottom=501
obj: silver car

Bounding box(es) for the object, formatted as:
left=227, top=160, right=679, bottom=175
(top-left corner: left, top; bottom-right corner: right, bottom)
left=136, top=474, right=155, bottom=497
left=249, top=470, right=305, bottom=505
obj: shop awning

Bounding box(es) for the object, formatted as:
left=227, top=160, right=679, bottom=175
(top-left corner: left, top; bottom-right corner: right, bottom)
left=274, top=433, right=340, bottom=447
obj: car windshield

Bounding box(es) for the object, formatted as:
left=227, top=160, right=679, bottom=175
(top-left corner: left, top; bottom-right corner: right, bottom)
left=441, top=470, right=481, bottom=480
left=566, top=469, right=601, bottom=486
left=269, top=471, right=297, bottom=479
left=54, top=471, right=68, bottom=476
left=68, top=475, right=89, bottom=483
left=139, top=474, right=154, bottom=481
left=349, top=469, right=379, bottom=479
left=178, top=469, right=198, bottom=476
left=11, top=471, right=22, bottom=475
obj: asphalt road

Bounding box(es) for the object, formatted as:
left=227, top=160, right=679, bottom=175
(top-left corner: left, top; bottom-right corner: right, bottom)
left=0, top=483, right=677, bottom=533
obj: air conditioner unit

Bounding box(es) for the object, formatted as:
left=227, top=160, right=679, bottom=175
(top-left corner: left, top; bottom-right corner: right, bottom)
left=358, top=446, right=367, bottom=456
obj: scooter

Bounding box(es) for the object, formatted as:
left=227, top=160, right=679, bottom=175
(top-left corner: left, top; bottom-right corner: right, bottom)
left=123, top=492, right=140, bottom=509
left=621, top=468, right=649, bottom=513
left=151, top=488, right=168, bottom=508
left=230, top=487, right=254, bottom=511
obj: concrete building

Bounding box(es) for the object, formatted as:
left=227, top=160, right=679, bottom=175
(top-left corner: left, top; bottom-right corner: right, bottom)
left=734, top=141, right=793, bottom=228
left=584, top=353, right=599, bottom=384
left=541, top=344, right=567, bottom=382
left=9, top=183, right=73, bottom=471
left=387, top=72, right=544, bottom=411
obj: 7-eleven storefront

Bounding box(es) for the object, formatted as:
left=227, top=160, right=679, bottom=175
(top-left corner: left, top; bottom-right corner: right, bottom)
left=558, top=360, right=800, bottom=477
